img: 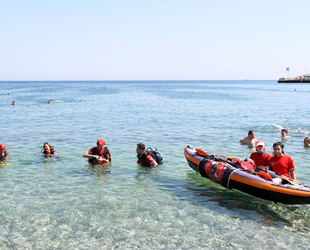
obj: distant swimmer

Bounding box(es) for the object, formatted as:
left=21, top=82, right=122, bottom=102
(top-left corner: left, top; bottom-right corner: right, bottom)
left=240, top=130, right=258, bottom=145
left=274, top=124, right=310, bottom=135
left=7, top=92, right=10, bottom=95
left=12, top=101, right=16, bottom=105
left=0, top=144, right=9, bottom=164
left=304, top=137, right=310, bottom=148
left=42, top=142, right=58, bottom=157
left=281, top=129, right=289, bottom=140
left=249, top=141, right=271, bottom=168
left=48, top=100, right=52, bottom=104
left=83, top=139, right=111, bottom=165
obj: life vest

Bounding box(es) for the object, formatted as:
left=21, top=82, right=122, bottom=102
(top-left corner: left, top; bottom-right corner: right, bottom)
left=89, top=147, right=111, bottom=163
left=137, top=152, right=150, bottom=167
left=0, top=151, right=9, bottom=160
left=138, top=152, right=155, bottom=167
left=231, top=158, right=256, bottom=171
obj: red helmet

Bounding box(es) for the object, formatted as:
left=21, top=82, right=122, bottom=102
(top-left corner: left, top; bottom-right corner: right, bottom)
left=97, top=139, right=106, bottom=146
left=0, top=144, right=6, bottom=150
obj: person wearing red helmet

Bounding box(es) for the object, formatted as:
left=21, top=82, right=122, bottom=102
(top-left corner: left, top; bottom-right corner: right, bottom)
left=0, top=144, right=9, bottom=163
left=83, top=139, right=111, bottom=164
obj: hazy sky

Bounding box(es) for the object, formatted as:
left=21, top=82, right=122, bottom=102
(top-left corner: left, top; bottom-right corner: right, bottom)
left=0, top=0, right=309, bottom=80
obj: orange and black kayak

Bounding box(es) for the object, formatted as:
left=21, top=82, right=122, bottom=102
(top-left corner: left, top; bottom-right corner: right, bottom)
left=184, top=145, right=310, bottom=204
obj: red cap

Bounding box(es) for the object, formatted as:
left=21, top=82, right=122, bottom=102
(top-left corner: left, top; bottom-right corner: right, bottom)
left=97, top=139, right=106, bottom=146
left=0, top=144, right=6, bottom=150
left=281, top=129, right=288, bottom=135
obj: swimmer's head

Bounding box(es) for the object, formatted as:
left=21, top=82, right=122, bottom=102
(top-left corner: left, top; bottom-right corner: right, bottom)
left=281, top=129, right=288, bottom=135
left=248, top=130, right=255, bottom=138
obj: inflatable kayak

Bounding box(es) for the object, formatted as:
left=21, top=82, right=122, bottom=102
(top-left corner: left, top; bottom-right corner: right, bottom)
left=184, top=145, right=310, bottom=204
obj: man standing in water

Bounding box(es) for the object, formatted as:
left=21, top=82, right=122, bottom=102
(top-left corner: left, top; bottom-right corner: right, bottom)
left=83, top=139, right=111, bottom=164
left=136, top=143, right=158, bottom=167
left=240, top=130, right=258, bottom=145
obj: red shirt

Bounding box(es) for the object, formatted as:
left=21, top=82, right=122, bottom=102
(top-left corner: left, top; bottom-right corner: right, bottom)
left=250, top=152, right=271, bottom=166
left=269, top=155, right=295, bottom=178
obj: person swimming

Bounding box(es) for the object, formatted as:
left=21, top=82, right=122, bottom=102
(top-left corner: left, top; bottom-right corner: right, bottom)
left=42, top=142, right=58, bottom=157
left=240, top=130, right=258, bottom=145
left=304, top=137, right=310, bottom=148
left=281, top=129, right=289, bottom=140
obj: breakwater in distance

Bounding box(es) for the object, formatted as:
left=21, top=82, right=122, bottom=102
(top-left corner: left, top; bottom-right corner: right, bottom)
left=278, top=74, right=310, bottom=83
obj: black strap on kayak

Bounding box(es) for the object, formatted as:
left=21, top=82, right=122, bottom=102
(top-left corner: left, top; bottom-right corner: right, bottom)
left=198, top=158, right=209, bottom=178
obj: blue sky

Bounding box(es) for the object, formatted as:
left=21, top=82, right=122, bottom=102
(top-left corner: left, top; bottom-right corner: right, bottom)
left=0, top=0, right=309, bottom=80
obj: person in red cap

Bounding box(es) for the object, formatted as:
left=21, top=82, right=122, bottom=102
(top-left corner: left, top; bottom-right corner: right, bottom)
left=0, top=144, right=9, bottom=163
left=83, top=139, right=111, bottom=164
left=281, top=129, right=289, bottom=140
left=250, top=141, right=271, bottom=168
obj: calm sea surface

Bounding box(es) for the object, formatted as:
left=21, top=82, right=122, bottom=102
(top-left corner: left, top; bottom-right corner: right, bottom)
left=1, top=80, right=310, bottom=249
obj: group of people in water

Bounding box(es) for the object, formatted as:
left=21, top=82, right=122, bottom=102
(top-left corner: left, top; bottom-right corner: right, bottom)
left=0, top=140, right=159, bottom=168
left=2, top=128, right=309, bottom=180
left=239, top=129, right=310, bottom=180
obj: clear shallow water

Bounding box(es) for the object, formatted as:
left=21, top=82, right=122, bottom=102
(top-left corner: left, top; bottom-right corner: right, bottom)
left=1, top=80, right=310, bottom=249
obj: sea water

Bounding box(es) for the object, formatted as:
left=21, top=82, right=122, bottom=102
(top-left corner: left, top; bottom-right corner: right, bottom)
left=1, top=80, right=310, bottom=249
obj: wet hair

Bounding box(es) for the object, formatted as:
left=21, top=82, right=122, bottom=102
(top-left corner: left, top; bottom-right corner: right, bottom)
left=248, top=130, right=255, bottom=136
left=273, top=142, right=285, bottom=155
left=137, top=143, right=145, bottom=151
left=304, top=137, right=310, bottom=144
left=42, top=142, right=55, bottom=154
